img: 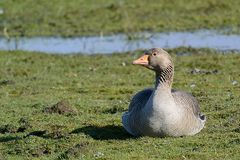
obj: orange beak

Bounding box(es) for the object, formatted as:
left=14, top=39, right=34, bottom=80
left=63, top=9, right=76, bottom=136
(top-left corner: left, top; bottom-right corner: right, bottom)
left=132, top=55, right=149, bottom=66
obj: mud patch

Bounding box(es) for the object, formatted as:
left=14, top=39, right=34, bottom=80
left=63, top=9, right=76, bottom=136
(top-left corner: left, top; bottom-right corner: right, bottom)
left=30, top=146, right=51, bottom=157
left=0, top=124, right=18, bottom=134
left=229, top=138, right=240, bottom=145
left=0, top=80, right=14, bottom=86
left=17, top=117, right=32, bottom=132
left=0, top=118, right=31, bottom=134
left=58, top=142, right=89, bottom=159
left=44, top=130, right=66, bottom=139
left=233, top=127, right=240, bottom=133
left=26, top=129, right=67, bottom=139
left=17, top=126, right=28, bottom=133
left=27, top=130, right=47, bottom=137
left=43, top=100, right=78, bottom=116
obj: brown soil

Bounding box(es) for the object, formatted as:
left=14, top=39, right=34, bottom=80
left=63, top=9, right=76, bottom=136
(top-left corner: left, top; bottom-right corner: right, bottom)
left=43, top=100, right=78, bottom=116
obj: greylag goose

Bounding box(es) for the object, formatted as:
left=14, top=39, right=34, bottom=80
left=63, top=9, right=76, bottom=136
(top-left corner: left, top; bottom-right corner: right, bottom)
left=122, top=48, right=206, bottom=137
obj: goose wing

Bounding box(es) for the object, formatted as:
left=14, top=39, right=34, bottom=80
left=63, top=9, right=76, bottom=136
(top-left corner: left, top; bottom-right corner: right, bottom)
left=128, top=88, right=153, bottom=112
left=171, top=89, right=205, bottom=120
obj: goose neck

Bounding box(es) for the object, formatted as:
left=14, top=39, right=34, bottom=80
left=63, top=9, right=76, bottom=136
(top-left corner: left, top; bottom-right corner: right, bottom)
left=155, top=65, right=174, bottom=89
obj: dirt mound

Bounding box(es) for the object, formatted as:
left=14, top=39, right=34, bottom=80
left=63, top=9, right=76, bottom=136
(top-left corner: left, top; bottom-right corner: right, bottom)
left=43, top=100, right=78, bottom=115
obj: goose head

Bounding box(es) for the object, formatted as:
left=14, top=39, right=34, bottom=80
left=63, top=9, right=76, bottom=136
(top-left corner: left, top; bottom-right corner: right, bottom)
left=132, top=48, right=173, bottom=72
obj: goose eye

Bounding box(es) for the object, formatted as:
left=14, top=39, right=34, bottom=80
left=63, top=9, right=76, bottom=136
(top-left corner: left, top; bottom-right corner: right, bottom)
left=153, top=53, right=157, bottom=56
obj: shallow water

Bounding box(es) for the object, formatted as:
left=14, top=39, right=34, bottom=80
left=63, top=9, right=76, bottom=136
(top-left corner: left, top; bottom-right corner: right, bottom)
left=0, top=30, right=240, bottom=54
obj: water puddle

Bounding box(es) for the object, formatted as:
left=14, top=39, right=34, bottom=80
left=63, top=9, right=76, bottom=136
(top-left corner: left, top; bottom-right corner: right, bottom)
left=0, top=30, right=240, bottom=54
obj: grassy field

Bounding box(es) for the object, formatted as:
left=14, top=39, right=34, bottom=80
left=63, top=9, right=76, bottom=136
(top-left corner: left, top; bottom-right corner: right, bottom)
left=0, top=48, right=239, bottom=159
left=1, top=0, right=240, bottom=37
left=0, top=1, right=239, bottom=159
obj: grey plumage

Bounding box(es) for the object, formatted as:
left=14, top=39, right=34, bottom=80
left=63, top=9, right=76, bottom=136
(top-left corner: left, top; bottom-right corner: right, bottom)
left=122, top=48, right=206, bottom=137
left=171, top=89, right=204, bottom=119
left=128, top=88, right=153, bottom=112
left=129, top=89, right=204, bottom=120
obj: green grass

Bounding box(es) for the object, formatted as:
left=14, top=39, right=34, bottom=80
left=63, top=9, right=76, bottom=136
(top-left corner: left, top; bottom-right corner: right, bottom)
left=1, top=0, right=240, bottom=37
left=0, top=48, right=239, bottom=159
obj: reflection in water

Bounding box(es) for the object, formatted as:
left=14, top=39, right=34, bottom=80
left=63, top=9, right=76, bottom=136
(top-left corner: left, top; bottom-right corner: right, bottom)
left=0, top=30, right=240, bottom=54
